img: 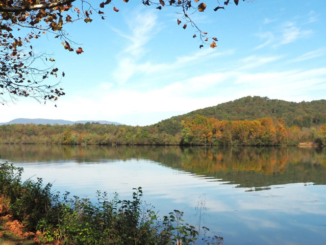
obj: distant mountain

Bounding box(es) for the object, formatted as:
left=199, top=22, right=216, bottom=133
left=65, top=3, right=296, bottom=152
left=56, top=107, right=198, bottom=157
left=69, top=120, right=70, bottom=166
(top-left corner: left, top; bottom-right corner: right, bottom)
left=0, top=118, right=122, bottom=126
left=151, top=96, right=326, bottom=135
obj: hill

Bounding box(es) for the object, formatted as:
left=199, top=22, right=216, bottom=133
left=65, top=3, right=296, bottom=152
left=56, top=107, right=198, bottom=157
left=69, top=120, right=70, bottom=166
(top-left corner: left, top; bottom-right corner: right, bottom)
left=0, top=118, right=122, bottom=126
left=152, top=96, right=326, bottom=135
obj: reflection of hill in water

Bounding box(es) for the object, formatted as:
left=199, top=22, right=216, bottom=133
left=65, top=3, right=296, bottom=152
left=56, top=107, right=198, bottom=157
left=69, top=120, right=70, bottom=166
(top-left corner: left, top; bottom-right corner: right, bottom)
left=1, top=145, right=326, bottom=187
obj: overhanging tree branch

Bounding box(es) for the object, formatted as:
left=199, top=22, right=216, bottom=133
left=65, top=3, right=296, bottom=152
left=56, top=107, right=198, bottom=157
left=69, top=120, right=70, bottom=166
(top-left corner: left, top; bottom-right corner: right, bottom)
left=0, top=0, right=76, bottom=13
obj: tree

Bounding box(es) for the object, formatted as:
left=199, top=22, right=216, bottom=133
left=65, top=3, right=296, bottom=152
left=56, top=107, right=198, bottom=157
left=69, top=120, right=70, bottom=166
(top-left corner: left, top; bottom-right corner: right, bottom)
left=0, top=0, right=245, bottom=104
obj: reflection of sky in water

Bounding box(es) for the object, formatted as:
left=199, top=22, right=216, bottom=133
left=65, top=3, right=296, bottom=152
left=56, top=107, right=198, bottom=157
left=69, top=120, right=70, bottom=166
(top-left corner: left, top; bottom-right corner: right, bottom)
left=13, top=160, right=326, bottom=245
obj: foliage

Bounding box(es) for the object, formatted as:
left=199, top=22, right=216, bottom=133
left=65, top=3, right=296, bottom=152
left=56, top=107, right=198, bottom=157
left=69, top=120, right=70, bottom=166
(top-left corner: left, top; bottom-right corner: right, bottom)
left=0, top=162, right=223, bottom=244
left=0, top=0, right=244, bottom=104
left=316, top=124, right=326, bottom=146
left=0, top=115, right=324, bottom=146
left=158, top=96, right=326, bottom=129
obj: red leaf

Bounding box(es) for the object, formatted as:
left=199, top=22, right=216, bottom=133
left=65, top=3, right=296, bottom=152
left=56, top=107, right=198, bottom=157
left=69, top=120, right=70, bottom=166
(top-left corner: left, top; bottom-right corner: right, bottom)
left=76, top=47, right=84, bottom=54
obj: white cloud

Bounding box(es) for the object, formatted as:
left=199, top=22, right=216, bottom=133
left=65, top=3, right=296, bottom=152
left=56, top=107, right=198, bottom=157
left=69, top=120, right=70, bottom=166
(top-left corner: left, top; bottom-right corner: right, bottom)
left=263, top=18, right=277, bottom=24
left=254, top=21, right=313, bottom=50
left=277, top=22, right=312, bottom=46
left=137, top=49, right=235, bottom=75
left=239, top=55, right=283, bottom=70
left=2, top=62, right=326, bottom=126
left=305, top=11, right=319, bottom=24
left=112, top=10, right=159, bottom=84
left=290, top=48, right=326, bottom=62
left=253, top=32, right=274, bottom=50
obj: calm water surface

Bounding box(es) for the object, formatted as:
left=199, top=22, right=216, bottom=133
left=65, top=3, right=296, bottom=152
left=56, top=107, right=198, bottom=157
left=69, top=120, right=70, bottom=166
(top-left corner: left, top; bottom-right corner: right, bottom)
left=1, top=145, right=326, bottom=245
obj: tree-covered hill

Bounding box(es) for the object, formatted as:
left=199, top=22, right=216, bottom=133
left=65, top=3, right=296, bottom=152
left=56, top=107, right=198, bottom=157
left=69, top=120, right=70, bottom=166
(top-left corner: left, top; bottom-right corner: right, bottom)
left=153, top=96, right=326, bottom=135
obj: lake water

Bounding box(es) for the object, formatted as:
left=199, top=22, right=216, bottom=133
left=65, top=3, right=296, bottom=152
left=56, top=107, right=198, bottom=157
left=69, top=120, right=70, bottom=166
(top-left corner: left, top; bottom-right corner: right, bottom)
left=1, top=145, right=326, bottom=245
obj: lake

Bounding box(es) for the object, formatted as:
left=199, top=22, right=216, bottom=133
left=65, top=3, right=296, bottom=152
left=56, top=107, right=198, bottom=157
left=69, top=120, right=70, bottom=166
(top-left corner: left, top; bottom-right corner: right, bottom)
left=1, top=145, right=326, bottom=245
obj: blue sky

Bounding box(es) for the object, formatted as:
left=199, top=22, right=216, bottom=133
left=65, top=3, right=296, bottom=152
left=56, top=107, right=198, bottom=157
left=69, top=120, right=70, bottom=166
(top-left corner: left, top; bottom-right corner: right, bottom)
left=1, top=0, right=326, bottom=126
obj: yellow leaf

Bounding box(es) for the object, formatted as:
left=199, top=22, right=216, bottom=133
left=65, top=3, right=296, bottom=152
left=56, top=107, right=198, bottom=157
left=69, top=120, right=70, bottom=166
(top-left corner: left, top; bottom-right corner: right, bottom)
left=210, top=41, right=217, bottom=48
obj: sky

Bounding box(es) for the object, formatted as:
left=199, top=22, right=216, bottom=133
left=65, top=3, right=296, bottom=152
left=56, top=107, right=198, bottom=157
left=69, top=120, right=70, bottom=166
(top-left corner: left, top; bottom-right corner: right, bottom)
left=1, top=0, right=326, bottom=126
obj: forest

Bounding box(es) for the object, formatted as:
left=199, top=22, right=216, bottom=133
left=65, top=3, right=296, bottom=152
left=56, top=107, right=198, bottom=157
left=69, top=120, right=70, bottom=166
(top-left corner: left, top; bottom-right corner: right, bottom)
left=0, top=114, right=326, bottom=146
left=155, top=96, right=326, bottom=135
left=1, top=97, right=326, bottom=146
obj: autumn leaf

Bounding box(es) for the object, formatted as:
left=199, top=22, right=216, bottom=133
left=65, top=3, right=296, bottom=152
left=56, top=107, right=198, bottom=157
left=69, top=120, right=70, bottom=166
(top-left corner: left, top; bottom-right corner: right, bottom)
left=203, top=32, right=208, bottom=35
left=113, top=7, right=119, bottom=12
left=157, top=6, right=162, bottom=10
left=76, top=47, right=84, bottom=54
left=49, top=58, right=55, bottom=62
left=212, top=37, right=218, bottom=41
left=224, top=0, right=230, bottom=5
left=205, top=38, right=208, bottom=41
left=100, top=0, right=111, bottom=8
left=160, top=0, right=165, bottom=6
left=123, top=0, right=129, bottom=2
left=195, top=0, right=199, bottom=2
left=214, top=6, right=224, bottom=11
left=234, top=0, right=239, bottom=5
left=183, top=24, right=187, bottom=29
left=193, top=34, right=196, bottom=38
left=62, top=72, right=65, bottom=77
left=198, top=3, right=207, bottom=12
left=210, top=41, right=217, bottom=48
left=177, top=19, right=181, bottom=25
left=199, top=45, right=204, bottom=48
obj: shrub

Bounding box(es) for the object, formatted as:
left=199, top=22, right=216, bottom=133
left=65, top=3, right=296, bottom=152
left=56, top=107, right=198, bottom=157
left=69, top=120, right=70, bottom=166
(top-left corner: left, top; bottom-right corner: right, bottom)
left=0, top=162, right=223, bottom=244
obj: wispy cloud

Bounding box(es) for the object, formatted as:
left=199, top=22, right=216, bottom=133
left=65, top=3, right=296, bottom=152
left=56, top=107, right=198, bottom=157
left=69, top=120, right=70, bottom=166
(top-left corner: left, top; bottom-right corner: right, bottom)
left=137, top=49, right=235, bottom=75
left=112, top=10, right=159, bottom=84
left=290, top=48, right=326, bottom=62
left=276, top=21, right=312, bottom=46
left=239, top=55, right=283, bottom=70
left=253, top=32, right=274, bottom=50
left=305, top=11, right=319, bottom=24
left=254, top=21, right=313, bottom=50
left=263, top=18, right=277, bottom=24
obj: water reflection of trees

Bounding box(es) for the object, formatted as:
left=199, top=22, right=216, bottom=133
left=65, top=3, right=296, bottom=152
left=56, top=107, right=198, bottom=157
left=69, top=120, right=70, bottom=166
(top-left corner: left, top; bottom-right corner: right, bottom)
left=1, top=145, right=325, bottom=187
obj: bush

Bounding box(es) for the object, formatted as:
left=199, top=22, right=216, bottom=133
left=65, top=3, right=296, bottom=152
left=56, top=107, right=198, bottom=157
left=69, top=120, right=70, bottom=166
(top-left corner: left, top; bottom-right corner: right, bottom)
left=0, top=162, right=223, bottom=244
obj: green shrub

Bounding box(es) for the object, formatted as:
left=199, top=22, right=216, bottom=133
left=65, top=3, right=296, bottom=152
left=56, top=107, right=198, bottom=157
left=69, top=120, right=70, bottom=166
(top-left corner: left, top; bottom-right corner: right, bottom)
left=0, top=162, right=223, bottom=244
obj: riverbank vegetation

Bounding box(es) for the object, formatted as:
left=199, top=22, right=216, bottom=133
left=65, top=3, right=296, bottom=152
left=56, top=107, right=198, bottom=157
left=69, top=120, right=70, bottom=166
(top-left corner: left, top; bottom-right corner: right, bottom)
left=0, top=115, right=325, bottom=146
left=0, top=162, right=223, bottom=244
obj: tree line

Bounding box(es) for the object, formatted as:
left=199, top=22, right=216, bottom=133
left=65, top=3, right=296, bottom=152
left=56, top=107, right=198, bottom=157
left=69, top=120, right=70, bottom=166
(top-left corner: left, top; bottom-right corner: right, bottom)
left=1, top=115, right=326, bottom=146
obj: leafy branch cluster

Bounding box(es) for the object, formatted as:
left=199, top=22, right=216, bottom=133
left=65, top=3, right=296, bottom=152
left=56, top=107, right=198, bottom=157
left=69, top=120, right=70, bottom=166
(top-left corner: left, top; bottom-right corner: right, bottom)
left=0, top=0, right=243, bottom=103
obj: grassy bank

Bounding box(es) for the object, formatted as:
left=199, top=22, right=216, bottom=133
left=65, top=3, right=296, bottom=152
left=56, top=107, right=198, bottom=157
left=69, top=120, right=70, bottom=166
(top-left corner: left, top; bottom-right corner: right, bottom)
left=0, top=162, right=223, bottom=245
